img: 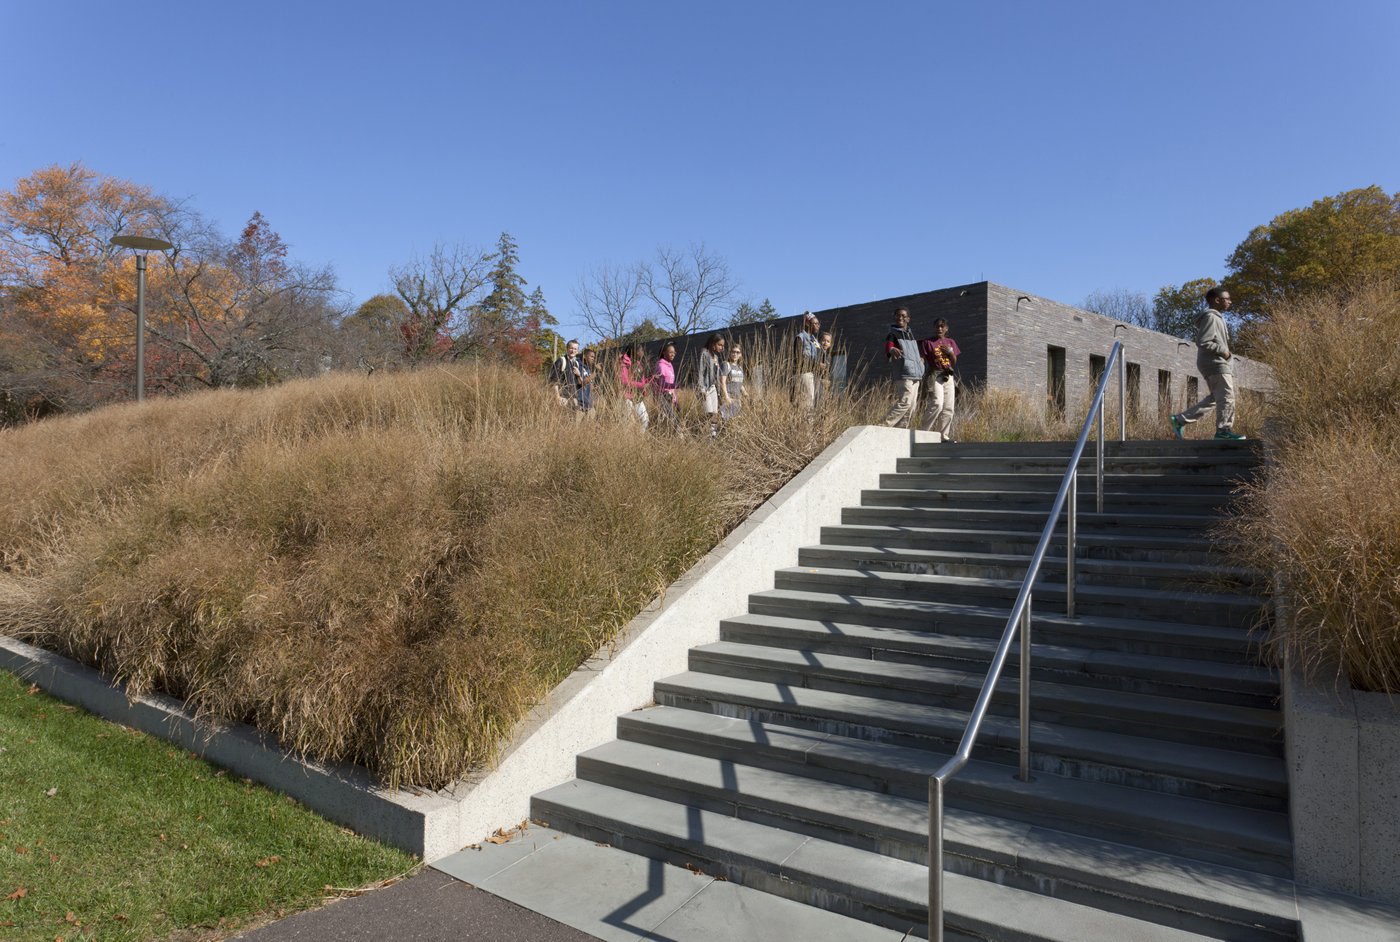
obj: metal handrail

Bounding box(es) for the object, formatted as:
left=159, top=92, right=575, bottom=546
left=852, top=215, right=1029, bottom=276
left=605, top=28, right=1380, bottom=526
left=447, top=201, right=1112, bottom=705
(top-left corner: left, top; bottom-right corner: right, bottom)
left=926, top=342, right=1126, bottom=941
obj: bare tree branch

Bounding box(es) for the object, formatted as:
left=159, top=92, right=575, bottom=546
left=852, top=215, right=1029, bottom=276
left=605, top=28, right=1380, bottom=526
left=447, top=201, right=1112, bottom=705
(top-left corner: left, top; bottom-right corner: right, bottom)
left=638, top=243, right=738, bottom=336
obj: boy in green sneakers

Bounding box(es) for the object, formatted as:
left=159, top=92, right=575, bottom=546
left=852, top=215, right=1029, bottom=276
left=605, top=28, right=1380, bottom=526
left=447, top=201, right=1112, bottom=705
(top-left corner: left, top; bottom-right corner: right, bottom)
left=1170, top=286, right=1246, bottom=441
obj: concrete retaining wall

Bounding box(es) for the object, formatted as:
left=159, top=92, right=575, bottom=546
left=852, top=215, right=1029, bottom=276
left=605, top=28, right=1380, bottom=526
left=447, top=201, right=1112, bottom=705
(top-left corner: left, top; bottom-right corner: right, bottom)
left=1, top=424, right=918, bottom=861
left=1282, top=592, right=1400, bottom=904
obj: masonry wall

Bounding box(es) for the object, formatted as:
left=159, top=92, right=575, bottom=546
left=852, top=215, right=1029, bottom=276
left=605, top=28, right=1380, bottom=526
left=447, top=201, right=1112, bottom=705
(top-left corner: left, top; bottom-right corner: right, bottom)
left=985, top=283, right=1275, bottom=424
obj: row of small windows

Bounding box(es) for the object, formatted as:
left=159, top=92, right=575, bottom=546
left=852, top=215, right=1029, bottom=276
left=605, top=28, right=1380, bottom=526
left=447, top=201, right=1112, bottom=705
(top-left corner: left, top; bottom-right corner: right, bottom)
left=1047, top=346, right=1197, bottom=419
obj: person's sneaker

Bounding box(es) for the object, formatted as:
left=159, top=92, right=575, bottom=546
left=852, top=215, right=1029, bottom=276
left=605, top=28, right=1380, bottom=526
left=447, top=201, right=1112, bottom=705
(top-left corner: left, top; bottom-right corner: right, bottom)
left=1168, top=414, right=1185, bottom=439
left=1214, top=428, right=1247, bottom=441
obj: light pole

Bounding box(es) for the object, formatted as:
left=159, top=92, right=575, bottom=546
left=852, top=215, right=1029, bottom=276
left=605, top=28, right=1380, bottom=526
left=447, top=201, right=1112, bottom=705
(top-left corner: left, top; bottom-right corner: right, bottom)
left=110, top=235, right=173, bottom=402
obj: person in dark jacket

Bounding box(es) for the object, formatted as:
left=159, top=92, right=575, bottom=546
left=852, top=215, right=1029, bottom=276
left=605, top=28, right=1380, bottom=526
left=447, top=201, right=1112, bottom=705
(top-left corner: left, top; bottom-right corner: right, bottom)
left=881, top=307, right=925, bottom=427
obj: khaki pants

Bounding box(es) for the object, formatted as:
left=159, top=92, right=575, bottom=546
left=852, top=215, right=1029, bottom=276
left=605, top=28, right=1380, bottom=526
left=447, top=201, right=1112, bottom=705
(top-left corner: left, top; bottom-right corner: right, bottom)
left=922, top=374, right=955, bottom=437
left=882, top=377, right=920, bottom=428
left=1178, top=371, right=1236, bottom=430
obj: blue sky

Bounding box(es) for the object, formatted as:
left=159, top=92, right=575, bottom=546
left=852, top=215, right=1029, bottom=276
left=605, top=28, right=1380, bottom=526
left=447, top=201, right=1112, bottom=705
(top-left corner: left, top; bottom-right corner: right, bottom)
left=4, top=0, right=1397, bottom=340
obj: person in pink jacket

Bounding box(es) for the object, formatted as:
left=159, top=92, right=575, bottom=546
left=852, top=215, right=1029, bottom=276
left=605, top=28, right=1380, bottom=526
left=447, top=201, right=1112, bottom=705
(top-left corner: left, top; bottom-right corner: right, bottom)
left=652, top=342, right=679, bottom=431
left=618, top=344, right=650, bottom=429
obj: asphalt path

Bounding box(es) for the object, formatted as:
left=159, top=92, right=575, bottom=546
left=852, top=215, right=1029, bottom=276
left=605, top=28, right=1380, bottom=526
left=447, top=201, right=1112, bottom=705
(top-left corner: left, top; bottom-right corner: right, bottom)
left=236, top=868, right=598, bottom=942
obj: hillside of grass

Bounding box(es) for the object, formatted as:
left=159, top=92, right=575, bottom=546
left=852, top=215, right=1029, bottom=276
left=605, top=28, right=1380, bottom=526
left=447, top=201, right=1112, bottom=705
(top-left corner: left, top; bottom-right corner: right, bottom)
left=0, top=360, right=879, bottom=790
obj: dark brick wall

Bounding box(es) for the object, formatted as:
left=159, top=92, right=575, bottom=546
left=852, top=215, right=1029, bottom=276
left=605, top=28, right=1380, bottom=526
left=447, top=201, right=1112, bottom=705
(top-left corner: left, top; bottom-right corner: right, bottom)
left=634, top=281, right=1274, bottom=412
left=985, top=283, right=1274, bottom=420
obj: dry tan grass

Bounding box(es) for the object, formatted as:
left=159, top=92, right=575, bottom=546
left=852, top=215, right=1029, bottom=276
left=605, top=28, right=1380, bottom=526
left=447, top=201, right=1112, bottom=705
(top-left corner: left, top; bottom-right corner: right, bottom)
left=1227, top=279, right=1400, bottom=692
left=0, top=356, right=876, bottom=789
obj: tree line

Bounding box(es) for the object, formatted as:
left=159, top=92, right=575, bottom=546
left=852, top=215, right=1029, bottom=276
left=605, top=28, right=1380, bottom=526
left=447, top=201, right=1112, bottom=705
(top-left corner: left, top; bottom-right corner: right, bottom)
left=1082, top=185, right=1400, bottom=348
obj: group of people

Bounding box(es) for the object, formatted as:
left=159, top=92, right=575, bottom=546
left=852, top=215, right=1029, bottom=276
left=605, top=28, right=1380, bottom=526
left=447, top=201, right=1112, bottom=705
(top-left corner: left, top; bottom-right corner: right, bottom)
left=545, top=283, right=1242, bottom=445
left=549, top=334, right=752, bottom=433
left=881, top=306, right=961, bottom=441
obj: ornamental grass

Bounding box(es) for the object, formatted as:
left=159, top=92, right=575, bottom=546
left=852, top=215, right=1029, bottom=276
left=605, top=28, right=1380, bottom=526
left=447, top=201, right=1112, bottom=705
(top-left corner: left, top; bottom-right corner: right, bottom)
left=0, top=352, right=879, bottom=790
left=1228, top=279, right=1400, bottom=692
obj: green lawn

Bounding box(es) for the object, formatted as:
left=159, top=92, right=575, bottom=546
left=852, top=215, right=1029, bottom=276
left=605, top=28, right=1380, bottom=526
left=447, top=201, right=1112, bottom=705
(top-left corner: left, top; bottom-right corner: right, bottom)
left=0, top=669, right=416, bottom=941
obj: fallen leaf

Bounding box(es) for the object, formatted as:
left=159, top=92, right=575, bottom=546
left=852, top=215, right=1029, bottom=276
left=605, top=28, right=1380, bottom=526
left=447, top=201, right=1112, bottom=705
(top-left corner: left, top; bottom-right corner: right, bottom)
left=5, top=887, right=26, bottom=900
left=44, top=787, right=57, bottom=797
left=113, top=914, right=127, bottom=921
left=64, top=912, right=78, bottom=924
left=26, top=684, right=38, bottom=695
left=484, top=829, right=511, bottom=845
left=49, top=854, right=58, bottom=863
left=157, top=834, right=167, bottom=842
left=254, top=855, right=281, bottom=868
left=14, top=846, right=27, bottom=855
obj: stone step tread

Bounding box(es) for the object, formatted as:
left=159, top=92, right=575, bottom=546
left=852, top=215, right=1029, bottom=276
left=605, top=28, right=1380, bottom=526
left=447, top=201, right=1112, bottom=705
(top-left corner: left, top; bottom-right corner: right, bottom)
left=884, top=471, right=1243, bottom=486
left=654, top=672, right=1287, bottom=796
left=798, top=543, right=1259, bottom=580
left=534, top=779, right=1239, bottom=942
left=690, top=642, right=1281, bottom=738
left=619, top=706, right=1291, bottom=860
left=846, top=505, right=1225, bottom=526
left=822, top=523, right=1218, bottom=552
left=908, top=440, right=1260, bottom=454
left=748, top=589, right=1264, bottom=653
left=726, top=609, right=1270, bottom=668
left=777, top=566, right=1264, bottom=610
left=865, top=487, right=1231, bottom=502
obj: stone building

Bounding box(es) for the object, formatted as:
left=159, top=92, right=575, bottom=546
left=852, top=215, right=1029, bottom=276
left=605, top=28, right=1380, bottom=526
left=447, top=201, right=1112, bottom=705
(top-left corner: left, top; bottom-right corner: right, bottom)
left=657, top=281, right=1273, bottom=421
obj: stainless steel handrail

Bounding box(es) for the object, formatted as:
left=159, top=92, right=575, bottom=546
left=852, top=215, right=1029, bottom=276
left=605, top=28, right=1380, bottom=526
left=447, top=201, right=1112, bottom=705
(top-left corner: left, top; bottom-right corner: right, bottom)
left=927, top=341, right=1125, bottom=941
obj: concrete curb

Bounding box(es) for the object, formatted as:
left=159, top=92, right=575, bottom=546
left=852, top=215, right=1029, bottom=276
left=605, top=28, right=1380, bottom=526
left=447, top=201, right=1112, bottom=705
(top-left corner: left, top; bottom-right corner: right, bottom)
left=1, top=424, right=921, bottom=861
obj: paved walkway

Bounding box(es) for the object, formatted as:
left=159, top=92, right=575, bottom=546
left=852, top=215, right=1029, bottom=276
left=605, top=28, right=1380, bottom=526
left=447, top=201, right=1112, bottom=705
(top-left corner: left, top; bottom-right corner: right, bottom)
left=235, top=868, right=597, bottom=942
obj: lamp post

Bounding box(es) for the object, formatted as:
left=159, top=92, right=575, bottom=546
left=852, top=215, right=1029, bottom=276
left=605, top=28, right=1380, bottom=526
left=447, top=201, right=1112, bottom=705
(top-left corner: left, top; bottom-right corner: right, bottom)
left=110, top=235, right=173, bottom=402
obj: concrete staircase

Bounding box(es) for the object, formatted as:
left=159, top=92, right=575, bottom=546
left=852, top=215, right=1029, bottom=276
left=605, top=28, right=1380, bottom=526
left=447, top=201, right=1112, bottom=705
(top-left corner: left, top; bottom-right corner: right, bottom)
left=533, top=439, right=1293, bottom=941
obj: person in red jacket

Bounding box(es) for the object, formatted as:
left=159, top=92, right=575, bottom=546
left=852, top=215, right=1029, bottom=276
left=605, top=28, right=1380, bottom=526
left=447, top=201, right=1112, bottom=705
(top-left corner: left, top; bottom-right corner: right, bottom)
left=919, top=318, right=960, bottom=442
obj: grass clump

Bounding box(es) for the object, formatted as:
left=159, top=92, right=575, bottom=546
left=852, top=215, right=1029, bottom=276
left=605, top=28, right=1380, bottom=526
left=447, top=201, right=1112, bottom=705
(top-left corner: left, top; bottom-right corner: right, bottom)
left=0, top=357, right=877, bottom=790
left=1228, top=280, right=1400, bottom=692
left=0, top=669, right=414, bottom=941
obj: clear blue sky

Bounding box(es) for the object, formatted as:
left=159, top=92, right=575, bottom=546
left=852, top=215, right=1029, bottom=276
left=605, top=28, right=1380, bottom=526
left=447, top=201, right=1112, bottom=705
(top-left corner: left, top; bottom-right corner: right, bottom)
left=4, top=0, right=1397, bottom=340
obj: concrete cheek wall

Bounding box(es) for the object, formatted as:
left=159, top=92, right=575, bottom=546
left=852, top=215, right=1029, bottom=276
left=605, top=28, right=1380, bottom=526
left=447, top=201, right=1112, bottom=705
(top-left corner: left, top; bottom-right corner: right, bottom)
left=1, top=424, right=918, bottom=862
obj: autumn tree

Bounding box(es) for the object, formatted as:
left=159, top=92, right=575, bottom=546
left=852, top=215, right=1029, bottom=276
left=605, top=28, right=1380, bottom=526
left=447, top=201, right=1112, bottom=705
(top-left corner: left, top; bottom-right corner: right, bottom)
left=0, top=163, right=178, bottom=412
left=1150, top=278, right=1221, bottom=341
left=150, top=211, right=342, bottom=388
left=390, top=243, right=493, bottom=361
left=639, top=243, right=739, bottom=336
left=1225, top=186, right=1400, bottom=319
left=338, top=293, right=409, bottom=370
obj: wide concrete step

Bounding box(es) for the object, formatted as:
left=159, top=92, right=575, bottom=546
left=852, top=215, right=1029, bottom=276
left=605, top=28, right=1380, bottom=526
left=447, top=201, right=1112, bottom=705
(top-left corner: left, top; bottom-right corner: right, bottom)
left=909, top=440, right=1262, bottom=460
left=862, top=487, right=1233, bottom=513
left=722, top=610, right=1282, bottom=705
left=797, top=543, right=1263, bottom=592
left=617, top=707, right=1293, bottom=877
left=534, top=779, right=1250, bottom=941
left=881, top=471, right=1244, bottom=494
left=654, top=672, right=1287, bottom=809
left=687, top=642, right=1281, bottom=755
left=821, top=523, right=1223, bottom=565
left=773, top=566, right=1265, bottom=630
left=843, top=504, right=1225, bottom=536
left=750, top=587, right=1265, bottom=660
left=896, top=455, right=1260, bottom=476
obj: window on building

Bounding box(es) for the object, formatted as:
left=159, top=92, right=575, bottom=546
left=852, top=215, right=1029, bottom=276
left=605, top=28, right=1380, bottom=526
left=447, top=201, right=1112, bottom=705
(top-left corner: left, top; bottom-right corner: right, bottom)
left=1126, top=362, right=1141, bottom=419
left=1186, top=376, right=1199, bottom=407
left=1089, top=354, right=1106, bottom=391
left=1158, top=369, right=1172, bottom=416
left=1047, top=345, right=1066, bottom=418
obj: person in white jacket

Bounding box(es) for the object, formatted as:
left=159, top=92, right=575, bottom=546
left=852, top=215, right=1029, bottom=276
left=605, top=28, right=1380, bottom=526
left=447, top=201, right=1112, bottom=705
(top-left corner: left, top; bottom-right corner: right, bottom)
left=1170, top=287, right=1246, bottom=441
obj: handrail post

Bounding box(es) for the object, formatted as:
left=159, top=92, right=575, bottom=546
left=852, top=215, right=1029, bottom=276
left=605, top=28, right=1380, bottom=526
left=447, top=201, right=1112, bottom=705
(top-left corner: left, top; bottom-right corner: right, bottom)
left=928, top=776, right=945, bottom=942
left=1117, top=348, right=1126, bottom=441
left=1066, top=470, right=1077, bottom=619
left=1096, top=407, right=1104, bottom=514
left=1018, top=596, right=1032, bottom=782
